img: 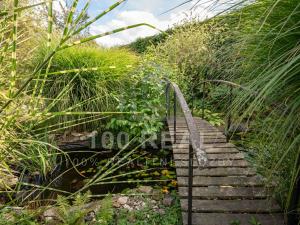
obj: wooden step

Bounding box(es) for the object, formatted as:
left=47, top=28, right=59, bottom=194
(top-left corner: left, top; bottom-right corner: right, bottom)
left=178, top=186, right=271, bottom=199
left=180, top=199, right=281, bottom=213
left=172, top=147, right=236, bottom=154
left=168, top=116, right=283, bottom=225
left=176, top=167, right=256, bottom=177
left=173, top=153, right=244, bottom=160
left=175, top=159, right=248, bottom=168
left=182, top=212, right=285, bottom=225
left=177, top=176, right=264, bottom=187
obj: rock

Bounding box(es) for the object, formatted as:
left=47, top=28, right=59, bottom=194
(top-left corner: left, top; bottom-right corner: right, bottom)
left=84, top=211, right=96, bottom=222
left=138, top=186, right=153, bottom=194
left=123, top=204, right=133, bottom=211
left=43, top=207, right=60, bottom=222
left=151, top=189, right=162, bottom=201
left=150, top=200, right=157, bottom=204
left=117, top=196, right=128, bottom=205
left=0, top=169, right=18, bottom=191
left=113, top=201, right=121, bottom=208
left=86, top=131, right=98, bottom=138
left=158, top=208, right=165, bottom=215
left=71, top=132, right=83, bottom=137
left=162, top=195, right=175, bottom=207
left=80, top=135, right=88, bottom=141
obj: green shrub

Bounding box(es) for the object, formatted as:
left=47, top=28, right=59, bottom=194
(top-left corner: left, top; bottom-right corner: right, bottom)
left=107, top=62, right=166, bottom=140
left=34, top=44, right=139, bottom=131
left=127, top=30, right=171, bottom=54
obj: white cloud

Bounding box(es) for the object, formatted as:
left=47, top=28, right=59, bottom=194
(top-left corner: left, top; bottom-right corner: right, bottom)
left=90, top=3, right=212, bottom=47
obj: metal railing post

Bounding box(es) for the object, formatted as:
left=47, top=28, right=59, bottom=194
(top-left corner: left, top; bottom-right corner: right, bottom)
left=201, top=80, right=206, bottom=119
left=173, top=91, right=176, bottom=143
left=226, top=86, right=233, bottom=142
left=166, top=83, right=170, bottom=119
left=188, top=142, right=194, bottom=225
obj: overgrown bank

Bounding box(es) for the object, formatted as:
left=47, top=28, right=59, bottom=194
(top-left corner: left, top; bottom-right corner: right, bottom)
left=129, top=0, right=300, bottom=214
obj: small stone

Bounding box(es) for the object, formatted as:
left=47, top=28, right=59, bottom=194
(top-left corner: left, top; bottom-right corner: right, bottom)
left=43, top=208, right=57, bottom=217
left=113, top=201, right=121, bottom=208
left=138, top=186, right=153, bottom=194
left=151, top=189, right=162, bottom=201
left=71, top=132, right=82, bottom=137
left=0, top=170, right=18, bottom=191
left=79, top=135, right=88, bottom=141
left=43, top=207, right=59, bottom=222
left=87, top=131, right=98, bottom=138
left=117, top=196, right=128, bottom=205
left=158, top=209, right=165, bottom=215
left=150, top=200, right=156, bottom=204
left=123, top=204, right=133, bottom=211
left=84, top=211, right=96, bottom=222
left=162, top=195, right=175, bottom=207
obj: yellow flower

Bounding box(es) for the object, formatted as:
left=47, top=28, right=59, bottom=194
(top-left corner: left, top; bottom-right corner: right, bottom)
left=161, top=169, right=169, bottom=176
left=162, top=186, right=169, bottom=194
left=171, top=180, right=177, bottom=186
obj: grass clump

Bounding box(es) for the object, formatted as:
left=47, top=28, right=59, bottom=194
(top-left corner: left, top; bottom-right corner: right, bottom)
left=33, top=44, right=139, bottom=131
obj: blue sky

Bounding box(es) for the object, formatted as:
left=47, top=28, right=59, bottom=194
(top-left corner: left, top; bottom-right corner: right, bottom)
left=82, top=0, right=214, bottom=47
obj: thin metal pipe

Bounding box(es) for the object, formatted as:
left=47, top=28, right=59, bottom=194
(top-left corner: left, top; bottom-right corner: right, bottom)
left=173, top=91, right=176, bottom=143
left=166, top=83, right=170, bottom=118
left=188, top=142, right=194, bottom=225
left=201, top=80, right=206, bottom=119
left=226, top=86, right=233, bottom=142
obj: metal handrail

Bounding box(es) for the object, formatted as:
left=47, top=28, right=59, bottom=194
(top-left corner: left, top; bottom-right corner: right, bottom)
left=165, top=80, right=208, bottom=225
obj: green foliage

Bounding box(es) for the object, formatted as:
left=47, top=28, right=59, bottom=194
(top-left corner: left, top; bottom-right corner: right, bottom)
left=127, top=30, right=171, bottom=53
left=249, top=216, right=262, bottom=225
left=96, top=195, right=114, bottom=225
left=33, top=44, right=138, bottom=131
left=0, top=208, right=39, bottom=225
left=145, top=0, right=299, bottom=212
left=193, top=108, right=224, bottom=127
left=0, top=0, right=155, bottom=206
left=107, top=63, right=165, bottom=139
left=56, top=191, right=91, bottom=225
left=230, top=220, right=241, bottom=225
left=148, top=19, right=231, bottom=99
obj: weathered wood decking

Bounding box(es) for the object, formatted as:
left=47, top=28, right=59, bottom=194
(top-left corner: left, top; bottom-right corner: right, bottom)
left=168, top=117, right=285, bottom=225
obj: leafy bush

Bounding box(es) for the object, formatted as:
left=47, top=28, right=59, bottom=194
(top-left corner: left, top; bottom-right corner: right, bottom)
left=107, top=62, right=166, bottom=140
left=148, top=20, right=231, bottom=99
left=127, top=30, right=171, bottom=54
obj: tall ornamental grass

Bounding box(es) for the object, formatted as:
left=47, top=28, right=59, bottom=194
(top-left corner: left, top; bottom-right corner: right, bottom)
left=0, top=0, right=156, bottom=199
left=32, top=43, right=138, bottom=131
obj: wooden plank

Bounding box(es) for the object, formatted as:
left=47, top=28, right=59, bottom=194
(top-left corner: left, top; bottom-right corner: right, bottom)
left=175, top=159, right=248, bottom=168
left=170, top=138, right=227, bottom=144
left=173, top=153, right=244, bottom=160
left=205, top=148, right=239, bottom=153
left=176, top=167, right=256, bottom=177
left=178, top=186, right=270, bottom=199
left=177, top=176, right=264, bottom=187
left=203, top=143, right=235, bottom=148
left=169, top=132, right=225, bottom=137
left=173, top=147, right=242, bottom=155
left=180, top=199, right=282, bottom=213
left=182, top=212, right=285, bottom=225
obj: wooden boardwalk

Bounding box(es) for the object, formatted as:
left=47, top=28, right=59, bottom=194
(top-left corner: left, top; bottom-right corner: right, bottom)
left=168, top=117, right=285, bottom=225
